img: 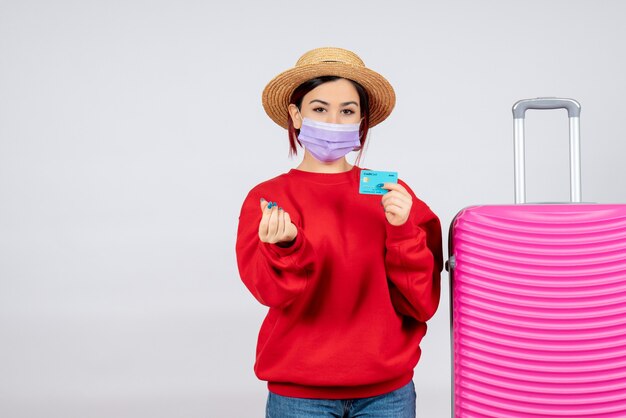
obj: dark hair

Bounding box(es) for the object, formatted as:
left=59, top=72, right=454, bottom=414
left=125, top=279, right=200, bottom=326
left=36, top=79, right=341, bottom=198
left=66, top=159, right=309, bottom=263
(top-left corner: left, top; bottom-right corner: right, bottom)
left=287, top=76, right=370, bottom=163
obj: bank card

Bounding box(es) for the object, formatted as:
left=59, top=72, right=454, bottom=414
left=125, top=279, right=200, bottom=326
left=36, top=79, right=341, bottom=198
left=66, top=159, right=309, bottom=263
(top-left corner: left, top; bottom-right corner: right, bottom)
left=359, top=170, right=398, bottom=195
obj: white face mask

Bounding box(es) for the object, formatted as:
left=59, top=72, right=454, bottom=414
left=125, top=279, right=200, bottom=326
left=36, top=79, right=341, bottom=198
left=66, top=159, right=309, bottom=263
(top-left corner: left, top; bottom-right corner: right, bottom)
left=297, top=117, right=361, bottom=162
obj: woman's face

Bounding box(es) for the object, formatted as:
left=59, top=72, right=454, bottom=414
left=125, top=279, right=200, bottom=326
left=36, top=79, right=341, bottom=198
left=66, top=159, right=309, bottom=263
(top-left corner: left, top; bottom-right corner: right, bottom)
left=289, top=78, right=362, bottom=129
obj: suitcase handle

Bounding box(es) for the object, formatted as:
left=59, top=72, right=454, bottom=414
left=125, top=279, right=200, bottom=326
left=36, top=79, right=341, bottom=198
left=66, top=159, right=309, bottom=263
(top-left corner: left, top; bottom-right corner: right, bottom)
left=511, top=97, right=582, bottom=204
left=513, top=97, right=581, bottom=119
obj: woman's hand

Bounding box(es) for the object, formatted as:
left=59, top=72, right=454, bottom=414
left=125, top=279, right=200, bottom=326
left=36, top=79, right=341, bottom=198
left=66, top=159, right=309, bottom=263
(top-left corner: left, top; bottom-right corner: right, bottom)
left=258, top=198, right=298, bottom=245
left=381, top=183, right=413, bottom=226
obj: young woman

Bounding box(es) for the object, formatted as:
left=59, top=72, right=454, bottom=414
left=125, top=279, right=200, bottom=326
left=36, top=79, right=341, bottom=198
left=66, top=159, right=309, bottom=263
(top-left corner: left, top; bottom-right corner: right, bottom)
left=236, top=47, right=443, bottom=418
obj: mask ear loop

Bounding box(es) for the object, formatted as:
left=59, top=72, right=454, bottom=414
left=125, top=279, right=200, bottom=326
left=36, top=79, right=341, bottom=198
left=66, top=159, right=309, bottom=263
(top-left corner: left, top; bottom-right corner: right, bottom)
left=296, top=109, right=305, bottom=125
left=353, top=117, right=365, bottom=151
left=294, top=108, right=304, bottom=148
left=354, top=117, right=369, bottom=167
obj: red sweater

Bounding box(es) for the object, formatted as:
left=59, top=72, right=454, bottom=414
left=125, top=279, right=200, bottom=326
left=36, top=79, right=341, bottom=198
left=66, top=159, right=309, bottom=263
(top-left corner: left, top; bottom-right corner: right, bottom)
left=235, top=166, right=443, bottom=399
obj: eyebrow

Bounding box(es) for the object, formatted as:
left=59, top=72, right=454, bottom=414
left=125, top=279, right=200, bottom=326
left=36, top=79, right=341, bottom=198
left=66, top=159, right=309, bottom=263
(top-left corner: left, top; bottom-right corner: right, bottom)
left=308, top=99, right=359, bottom=107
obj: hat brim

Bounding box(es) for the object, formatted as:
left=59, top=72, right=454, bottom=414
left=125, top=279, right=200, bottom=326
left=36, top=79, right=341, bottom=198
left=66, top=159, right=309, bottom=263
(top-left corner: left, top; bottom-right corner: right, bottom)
left=262, top=62, right=396, bottom=130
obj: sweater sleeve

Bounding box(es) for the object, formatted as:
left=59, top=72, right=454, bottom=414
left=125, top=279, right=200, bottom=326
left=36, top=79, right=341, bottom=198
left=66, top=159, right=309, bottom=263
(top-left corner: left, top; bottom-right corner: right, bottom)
left=235, top=189, right=318, bottom=309
left=384, top=181, right=444, bottom=321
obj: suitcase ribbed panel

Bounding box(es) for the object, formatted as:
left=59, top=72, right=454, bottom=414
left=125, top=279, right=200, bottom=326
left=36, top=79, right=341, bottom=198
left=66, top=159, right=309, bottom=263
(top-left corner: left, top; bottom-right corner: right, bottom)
left=452, top=205, right=626, bottom=417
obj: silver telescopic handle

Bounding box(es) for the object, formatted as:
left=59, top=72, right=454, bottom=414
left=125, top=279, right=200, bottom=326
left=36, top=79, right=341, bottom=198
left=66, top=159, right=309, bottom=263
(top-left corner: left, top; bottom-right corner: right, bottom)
left=512, top=98, right=582, bottom=204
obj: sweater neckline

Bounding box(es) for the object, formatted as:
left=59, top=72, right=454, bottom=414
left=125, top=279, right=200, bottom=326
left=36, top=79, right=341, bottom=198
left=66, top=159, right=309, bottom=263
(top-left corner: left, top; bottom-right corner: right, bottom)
left=287, top=165, right=359, bottom=185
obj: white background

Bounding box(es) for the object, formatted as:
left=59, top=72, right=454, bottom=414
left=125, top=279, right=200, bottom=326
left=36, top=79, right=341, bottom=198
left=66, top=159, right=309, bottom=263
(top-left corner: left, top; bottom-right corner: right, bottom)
left=2, top=1, right=626, bottom=417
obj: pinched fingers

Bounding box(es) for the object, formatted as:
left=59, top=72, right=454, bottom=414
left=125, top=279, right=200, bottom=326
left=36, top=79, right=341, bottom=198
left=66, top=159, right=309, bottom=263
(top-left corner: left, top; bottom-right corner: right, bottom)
left=258, top=198, right=297, bottom=244
left=259, top=199, right=280, bottom=243
left=258, top=198, right=272, bottom=241
left=267, top=203, right=280, bottom=237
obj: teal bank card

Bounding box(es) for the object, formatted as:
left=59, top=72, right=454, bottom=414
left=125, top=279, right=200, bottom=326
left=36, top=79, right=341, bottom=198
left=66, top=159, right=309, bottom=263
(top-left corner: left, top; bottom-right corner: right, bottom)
left=359, top=170, right=398, bottom=195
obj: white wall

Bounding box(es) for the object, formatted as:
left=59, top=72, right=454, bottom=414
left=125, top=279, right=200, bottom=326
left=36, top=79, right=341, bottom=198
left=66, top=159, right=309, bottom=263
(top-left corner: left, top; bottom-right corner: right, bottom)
left=2, top=1, right=626, bottom=417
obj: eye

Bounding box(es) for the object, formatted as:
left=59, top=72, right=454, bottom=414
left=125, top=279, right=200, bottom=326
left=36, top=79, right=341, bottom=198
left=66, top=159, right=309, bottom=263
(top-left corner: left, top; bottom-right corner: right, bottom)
left=341, top=109, right=355, bottom=115
left=313, top=107, right=326, bottom=113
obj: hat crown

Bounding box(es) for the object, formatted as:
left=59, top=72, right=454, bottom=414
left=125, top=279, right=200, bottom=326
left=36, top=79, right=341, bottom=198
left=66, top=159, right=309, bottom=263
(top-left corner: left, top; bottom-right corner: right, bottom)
left=295, top=47, right=365, bottom=68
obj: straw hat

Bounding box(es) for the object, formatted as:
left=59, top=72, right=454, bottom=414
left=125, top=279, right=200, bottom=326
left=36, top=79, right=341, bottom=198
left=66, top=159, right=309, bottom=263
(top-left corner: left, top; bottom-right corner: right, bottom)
left=262, top=47, right=396, bottom=129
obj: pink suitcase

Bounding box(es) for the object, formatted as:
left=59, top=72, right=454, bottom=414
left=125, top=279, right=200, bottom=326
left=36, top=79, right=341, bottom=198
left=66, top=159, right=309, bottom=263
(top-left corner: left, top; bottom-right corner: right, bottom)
left=448, top=98, right=626, bottom=417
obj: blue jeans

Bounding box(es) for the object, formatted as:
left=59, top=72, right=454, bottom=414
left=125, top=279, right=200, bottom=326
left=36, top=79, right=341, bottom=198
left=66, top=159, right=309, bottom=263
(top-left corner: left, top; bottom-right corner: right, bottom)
left=266, top=380, right=416, bottom=418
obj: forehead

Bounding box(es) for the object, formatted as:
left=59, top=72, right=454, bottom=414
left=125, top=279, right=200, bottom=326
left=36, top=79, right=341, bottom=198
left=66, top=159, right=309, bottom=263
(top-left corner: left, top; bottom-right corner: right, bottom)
left=303, top=78, right=360, bottom=104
